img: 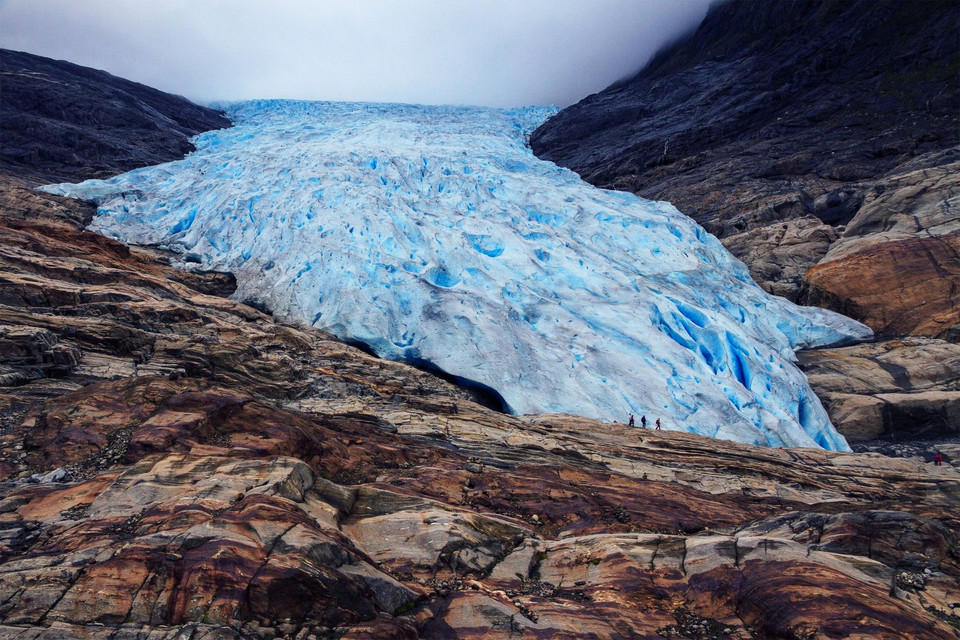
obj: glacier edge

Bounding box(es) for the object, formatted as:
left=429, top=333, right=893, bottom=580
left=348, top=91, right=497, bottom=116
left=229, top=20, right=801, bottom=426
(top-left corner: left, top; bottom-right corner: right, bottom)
left=41, top=100, right=873, bottom=451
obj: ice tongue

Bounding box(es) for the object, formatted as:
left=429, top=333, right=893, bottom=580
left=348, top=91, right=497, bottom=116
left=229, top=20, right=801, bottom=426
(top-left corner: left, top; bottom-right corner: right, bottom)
left=41, top=100, right=872, bottom=450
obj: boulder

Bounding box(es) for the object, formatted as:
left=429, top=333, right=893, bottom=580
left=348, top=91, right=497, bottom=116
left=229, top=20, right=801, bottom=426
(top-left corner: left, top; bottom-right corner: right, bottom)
left=799, top=338, right=960, bottom=440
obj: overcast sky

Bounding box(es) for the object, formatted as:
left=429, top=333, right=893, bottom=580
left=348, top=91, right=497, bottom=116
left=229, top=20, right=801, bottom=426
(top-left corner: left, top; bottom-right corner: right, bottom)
left=0, top=0, right=712, bottom=108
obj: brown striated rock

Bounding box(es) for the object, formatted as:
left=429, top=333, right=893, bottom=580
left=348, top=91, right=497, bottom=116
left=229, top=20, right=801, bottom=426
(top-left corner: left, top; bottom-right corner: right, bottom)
left=745, top=510, right=959, bottom=577
left=4, top=350, right=956, bottom=638
left=801, top=163, right=960, bottom=340
left=0, top=456, right=409, bottom=631
left=1, top=381, right=958, bottom=639
left=800, top=338, right=960, bottom=441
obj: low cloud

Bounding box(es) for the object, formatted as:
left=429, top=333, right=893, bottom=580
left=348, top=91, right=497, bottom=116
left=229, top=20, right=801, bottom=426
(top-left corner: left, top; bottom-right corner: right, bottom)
left=0, top=0, right=711, bottom=107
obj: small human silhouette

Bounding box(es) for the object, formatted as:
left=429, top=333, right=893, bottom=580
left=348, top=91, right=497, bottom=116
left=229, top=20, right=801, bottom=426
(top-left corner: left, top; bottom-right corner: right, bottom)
left=655, top=418, right=661, bottom=430
left=935, top=452, right=943, bottom=466
left=641, top=415, right=646, bottom=428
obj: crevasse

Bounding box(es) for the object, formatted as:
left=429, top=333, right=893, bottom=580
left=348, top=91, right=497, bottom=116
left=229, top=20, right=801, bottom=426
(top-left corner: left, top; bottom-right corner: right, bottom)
left=41, top=100, right=872, bottom=450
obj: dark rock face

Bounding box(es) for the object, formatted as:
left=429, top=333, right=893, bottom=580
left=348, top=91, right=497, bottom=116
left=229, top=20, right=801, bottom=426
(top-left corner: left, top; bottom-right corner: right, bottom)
left=530, top=0, right=959, bottom=319
left=0, top=49, right=231, bottom=186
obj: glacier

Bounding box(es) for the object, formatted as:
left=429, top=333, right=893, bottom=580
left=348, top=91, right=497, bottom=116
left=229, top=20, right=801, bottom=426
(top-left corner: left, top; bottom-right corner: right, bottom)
left=41, top=100, right=872, bottom=450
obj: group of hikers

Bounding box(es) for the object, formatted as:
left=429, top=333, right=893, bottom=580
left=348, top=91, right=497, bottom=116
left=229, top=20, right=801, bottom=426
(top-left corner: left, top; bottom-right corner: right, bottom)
left=628, top=414, right=659, bottom=430
left=623, top=417, right=947, bottom=464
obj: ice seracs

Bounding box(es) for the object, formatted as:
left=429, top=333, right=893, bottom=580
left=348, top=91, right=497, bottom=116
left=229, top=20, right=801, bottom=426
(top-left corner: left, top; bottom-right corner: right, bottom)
left=42, top=100, right=873, bottom=450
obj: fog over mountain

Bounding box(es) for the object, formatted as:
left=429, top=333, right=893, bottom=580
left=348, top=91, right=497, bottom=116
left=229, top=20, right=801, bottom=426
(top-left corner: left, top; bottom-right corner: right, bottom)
left=0, top=0, right=712, bottom=107
left=43, top=99, right=871, bottom=450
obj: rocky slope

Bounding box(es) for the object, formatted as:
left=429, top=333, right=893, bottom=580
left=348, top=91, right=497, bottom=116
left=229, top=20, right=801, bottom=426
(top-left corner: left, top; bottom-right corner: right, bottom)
left=530, top=0, right=960, bottom=341
left=1, top=49, right=958, bottom=639
left=1, top=179, right=958, bottom=638
left=530, top=0, right=960, bottom=443
left=798, top=338, right=960, bottom=442
left=0, top=49, right=231, bottom=186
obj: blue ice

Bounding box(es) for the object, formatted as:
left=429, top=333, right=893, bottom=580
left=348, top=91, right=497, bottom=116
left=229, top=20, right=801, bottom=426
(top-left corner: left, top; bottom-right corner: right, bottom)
left=41, top=100, right=872, bottom=450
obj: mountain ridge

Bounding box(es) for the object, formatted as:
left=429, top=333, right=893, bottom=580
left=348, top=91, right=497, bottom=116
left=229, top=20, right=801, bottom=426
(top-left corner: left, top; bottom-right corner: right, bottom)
left=530, top=0, right=960, bottom=335
left=0, top=48, right=231, bottom=186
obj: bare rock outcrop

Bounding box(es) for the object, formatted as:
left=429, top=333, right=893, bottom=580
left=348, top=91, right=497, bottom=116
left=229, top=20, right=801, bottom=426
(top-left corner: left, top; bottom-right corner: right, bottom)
left=799, top=338, right=960, bottom=442
left=2, top=374, right=959, bottom=638
left=801, top=161, right=960, bottom=340
left=1, top=176, right=958, bottom=638
left=721, top=213, right=838, bottom=299
left=530, top=0, right=960, bottom=324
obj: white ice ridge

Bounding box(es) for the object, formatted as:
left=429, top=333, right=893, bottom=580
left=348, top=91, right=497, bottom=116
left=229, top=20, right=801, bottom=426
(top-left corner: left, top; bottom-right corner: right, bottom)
left=42, top=100, right=872, bottom=450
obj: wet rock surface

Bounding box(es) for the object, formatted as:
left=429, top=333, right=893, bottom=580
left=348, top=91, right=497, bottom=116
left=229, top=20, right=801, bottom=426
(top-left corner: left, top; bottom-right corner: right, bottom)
left=0, top=178, right=958, bottom=638
left=0, top=49, right=231, bottom=186
left=530, top=0, right=960, bottom=334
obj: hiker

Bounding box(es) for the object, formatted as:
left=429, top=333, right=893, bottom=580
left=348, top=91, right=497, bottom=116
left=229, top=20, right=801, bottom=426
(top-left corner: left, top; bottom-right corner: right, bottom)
left=935, top=452, right=943, bottom=466
left=655, top=418, right=661, bottom=430
left=641, top=415, right=646, bottom=428
left=629, top=414, right=635, bottom=427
